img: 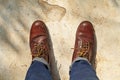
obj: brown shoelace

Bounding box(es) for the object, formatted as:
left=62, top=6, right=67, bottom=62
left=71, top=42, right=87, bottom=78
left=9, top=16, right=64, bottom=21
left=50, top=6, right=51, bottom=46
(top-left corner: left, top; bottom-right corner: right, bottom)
left=72, top=41, right=90, bottom=58
left=32, top=42, right=48, bottom=57
left=77, top=41, right=90, bottom=57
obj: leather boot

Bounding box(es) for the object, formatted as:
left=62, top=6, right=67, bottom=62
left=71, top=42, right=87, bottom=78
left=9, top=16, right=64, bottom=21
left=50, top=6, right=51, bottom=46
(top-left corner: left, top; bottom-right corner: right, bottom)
left=30, top=20, right=50, bottom=63
left=72, top=21, right=96, bottom=67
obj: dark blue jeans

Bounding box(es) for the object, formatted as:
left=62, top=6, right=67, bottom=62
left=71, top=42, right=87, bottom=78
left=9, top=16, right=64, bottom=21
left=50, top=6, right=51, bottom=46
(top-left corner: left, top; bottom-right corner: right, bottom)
left=25, top=59, right=99, bottom=80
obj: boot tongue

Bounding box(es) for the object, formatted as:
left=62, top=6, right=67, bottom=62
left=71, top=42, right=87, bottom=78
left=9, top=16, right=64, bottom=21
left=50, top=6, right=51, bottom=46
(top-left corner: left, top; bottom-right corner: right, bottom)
left=31, top=36, right=48, bottom=57
left=77, top=40, right=90, bottom=57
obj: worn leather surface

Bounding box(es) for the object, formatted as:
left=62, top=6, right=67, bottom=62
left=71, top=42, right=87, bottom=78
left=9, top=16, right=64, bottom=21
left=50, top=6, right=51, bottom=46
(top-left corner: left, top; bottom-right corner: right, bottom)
left=30, top=20, right=49, bottom=62
left=72, top=21, right=94, bottom=62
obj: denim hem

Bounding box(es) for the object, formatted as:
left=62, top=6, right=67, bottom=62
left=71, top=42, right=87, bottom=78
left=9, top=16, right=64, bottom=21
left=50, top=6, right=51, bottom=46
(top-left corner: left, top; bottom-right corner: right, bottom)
left=70, top=57, right=91, bottom=71
left=33, top=57, right=50, bottom=70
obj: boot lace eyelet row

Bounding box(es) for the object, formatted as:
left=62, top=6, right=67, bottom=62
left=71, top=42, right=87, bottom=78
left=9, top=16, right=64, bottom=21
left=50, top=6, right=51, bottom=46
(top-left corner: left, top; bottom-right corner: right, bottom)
left=32, top=43, right=47, bottom=57
left=78, top=41, right=90, bottom=57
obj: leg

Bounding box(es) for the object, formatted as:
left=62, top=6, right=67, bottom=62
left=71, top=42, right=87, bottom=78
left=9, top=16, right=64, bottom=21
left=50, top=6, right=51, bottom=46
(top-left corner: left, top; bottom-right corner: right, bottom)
left=25, top=20, right=53, bottom=80
left=70, top=57, right=99, bottom=80
left=25, top=60, right=52, bottom=80
left=70, top=21, right=99, bottom=80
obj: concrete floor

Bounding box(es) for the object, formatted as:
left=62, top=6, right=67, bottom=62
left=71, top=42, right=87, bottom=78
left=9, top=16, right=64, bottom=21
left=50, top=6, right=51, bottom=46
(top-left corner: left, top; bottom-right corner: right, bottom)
left=0, top=0, right=120, bottom=80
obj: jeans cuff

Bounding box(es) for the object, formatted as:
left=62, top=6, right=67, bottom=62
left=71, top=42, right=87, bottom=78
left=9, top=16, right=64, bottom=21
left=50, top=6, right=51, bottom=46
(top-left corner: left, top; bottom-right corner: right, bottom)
left=70, top=57, right=91, bottom=70
left=33, top=57, right=50, bottom=70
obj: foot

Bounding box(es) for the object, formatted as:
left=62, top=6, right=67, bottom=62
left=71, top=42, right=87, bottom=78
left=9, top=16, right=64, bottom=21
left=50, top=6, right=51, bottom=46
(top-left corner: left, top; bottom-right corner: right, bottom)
left=30, top=20, right=50, bottom=63
left=72, top=21, right=96, bottom=66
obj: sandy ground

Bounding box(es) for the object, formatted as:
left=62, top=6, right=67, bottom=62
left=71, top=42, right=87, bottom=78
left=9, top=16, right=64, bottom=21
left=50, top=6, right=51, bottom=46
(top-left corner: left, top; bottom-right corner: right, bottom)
left=0, top=0, right=120, bottom=80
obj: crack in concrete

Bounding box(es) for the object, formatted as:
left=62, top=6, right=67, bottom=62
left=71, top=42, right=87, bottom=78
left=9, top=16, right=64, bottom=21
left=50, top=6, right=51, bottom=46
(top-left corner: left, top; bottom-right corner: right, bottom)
left=38, top=0, right=66, bottom=21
